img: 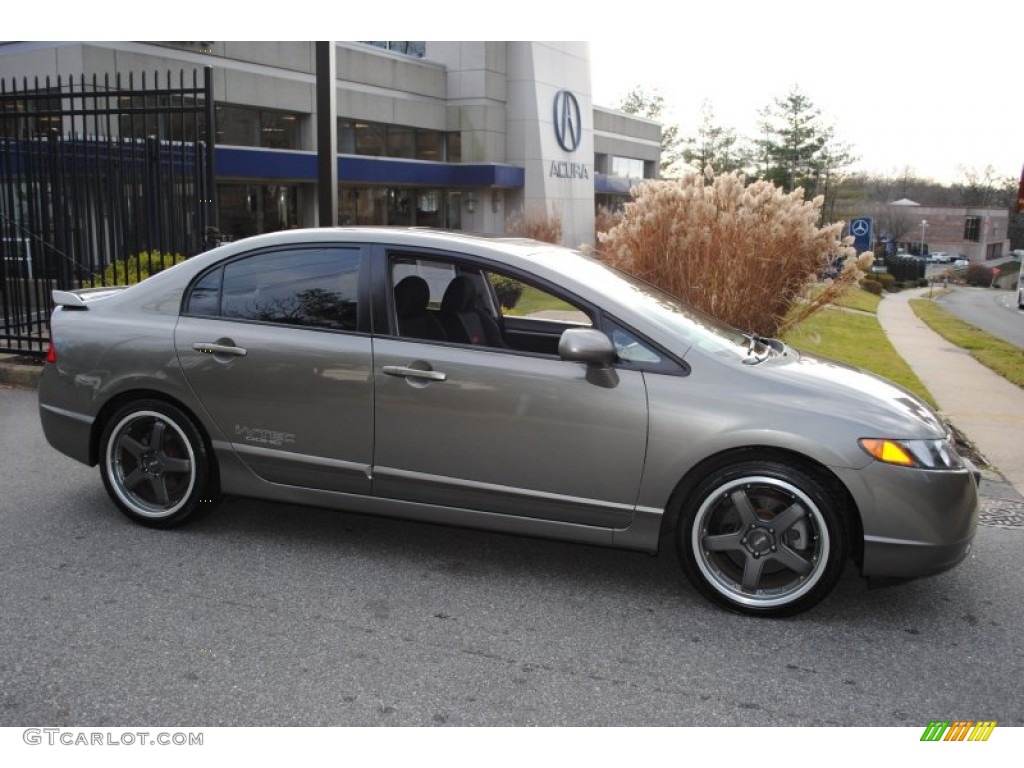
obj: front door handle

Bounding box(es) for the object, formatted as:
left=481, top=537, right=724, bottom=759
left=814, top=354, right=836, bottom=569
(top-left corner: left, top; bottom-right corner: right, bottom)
left=193, top=341, right=247, bottom=357
left=382, top=365, right=447, bottom=382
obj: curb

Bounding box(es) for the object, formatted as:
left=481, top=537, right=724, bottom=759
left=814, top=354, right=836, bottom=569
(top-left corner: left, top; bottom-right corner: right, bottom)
left=0, top=356, right=42, bottom=389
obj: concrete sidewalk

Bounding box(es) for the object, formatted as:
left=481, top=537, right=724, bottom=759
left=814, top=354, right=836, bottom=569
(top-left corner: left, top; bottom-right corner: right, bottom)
left=877, top=287, right=1024, bottom=496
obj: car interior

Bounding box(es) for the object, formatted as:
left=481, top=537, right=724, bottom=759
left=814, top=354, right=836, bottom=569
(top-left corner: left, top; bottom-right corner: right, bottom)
left=390, top=257, right=592, bottom=357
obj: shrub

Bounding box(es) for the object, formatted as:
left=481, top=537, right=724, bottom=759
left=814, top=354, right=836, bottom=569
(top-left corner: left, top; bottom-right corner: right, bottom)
left=965, top=264, right=993, bottom=287
left=917, top=278, right=929, bottom=288
left=595, top=205, right=622, bottom=239
left=506, top=203, right=563, bottom=244
left=490, top=274, right=524, bottom=309
left=861, top=280, right=883, bottom=295
left=89, top=250, right=186, bottom=287
left=596, top=170, right=872, bottom=337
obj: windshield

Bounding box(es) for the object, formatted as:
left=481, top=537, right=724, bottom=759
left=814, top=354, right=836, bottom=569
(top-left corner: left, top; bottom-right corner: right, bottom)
left=553, top=252, right=760, bottom=360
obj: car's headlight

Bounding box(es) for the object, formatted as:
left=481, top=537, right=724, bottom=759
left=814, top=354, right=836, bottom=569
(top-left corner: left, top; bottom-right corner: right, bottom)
left=859, top=437, right=964, bottom=470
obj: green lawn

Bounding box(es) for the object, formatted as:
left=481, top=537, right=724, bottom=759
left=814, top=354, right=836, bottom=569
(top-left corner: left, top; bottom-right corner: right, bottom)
left=504, top=284, right=579, bottom=316
left=804, top=285, right=882, bottom=314
left=909, top=297, right=1024, bottom=389
left=833, top=287, right=882, bottom=314
left=783, top=306, right=937, bottom=407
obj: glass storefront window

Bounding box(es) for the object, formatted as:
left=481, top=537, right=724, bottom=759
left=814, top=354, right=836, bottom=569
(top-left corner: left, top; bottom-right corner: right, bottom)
left=339, top=186, right=449, bottom=228
left=217, top=106, right=259, bottom=147
left=446, top=132, right=461, bottom=163
left=415, top=130, right=443, bottom=161
left=260, top=111, right=300, bottom=149
left=610, top=156, right=645, bottom=179
left=338, top=120, right=356, bottom=154
left=217, top=105, right=300, bottom=149
left=217, top=183, right=298, bottom=240
left=338, top=119, right=453, bottom=162
left=339, top=186, right=387, bottom=225
left=388, top=188, right=415, bottom=225
left=416, top=191, right=442, bottom=228
left=361, top=42, right=425, bottom=58
left=354, top=122, right=385, bottom=156
left=387, top=126, right=415, bottom=159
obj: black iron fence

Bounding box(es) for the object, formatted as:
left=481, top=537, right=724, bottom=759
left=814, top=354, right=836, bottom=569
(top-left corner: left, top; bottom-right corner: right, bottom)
left=0, top=68, right=215, bottom=356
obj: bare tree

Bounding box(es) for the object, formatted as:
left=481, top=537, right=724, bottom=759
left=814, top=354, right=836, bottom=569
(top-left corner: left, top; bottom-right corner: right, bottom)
left=955, top=164, right=1016, bottom=207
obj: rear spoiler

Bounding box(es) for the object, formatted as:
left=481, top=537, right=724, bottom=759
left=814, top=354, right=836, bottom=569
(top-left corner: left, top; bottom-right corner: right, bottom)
left=52, top=286, right=128, bottom=309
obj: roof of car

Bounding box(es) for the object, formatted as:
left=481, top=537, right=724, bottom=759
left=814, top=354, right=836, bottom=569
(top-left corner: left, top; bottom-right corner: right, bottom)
left=227, top=226, right=563, bottom=255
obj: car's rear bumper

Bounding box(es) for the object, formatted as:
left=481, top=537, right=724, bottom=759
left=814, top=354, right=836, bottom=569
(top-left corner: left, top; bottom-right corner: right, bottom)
left=38, top=364, right=95, bottom=466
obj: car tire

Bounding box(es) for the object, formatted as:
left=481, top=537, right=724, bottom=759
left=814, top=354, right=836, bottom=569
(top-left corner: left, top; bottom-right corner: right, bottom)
left=99, top=399, right=219, bottom=528
left=677, top=459, right=847, bottom=617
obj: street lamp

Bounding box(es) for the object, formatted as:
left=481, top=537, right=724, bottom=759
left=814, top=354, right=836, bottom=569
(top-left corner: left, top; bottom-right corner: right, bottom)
left=920, top=219, right=928, bottom=257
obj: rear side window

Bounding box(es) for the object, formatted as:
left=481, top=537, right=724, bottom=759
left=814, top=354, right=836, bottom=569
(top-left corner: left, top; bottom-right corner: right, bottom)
left=186, top=247, right=361, bottom=331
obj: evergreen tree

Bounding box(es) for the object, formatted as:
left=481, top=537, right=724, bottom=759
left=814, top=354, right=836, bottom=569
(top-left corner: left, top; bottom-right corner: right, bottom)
left=757, top=86, right=856, bottom=222
left=680, top=101, right=751, bottom=176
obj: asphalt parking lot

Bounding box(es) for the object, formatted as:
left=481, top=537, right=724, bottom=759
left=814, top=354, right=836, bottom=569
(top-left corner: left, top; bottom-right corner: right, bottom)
left=1, top=384, right=1022, bottom=727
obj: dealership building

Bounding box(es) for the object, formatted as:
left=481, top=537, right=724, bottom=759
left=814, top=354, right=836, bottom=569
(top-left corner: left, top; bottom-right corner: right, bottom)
left=0, top=41, right=662, bottom=248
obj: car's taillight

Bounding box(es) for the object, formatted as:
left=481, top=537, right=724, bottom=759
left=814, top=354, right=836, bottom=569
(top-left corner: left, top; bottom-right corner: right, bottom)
left=45, top=339, right=57, bottom=364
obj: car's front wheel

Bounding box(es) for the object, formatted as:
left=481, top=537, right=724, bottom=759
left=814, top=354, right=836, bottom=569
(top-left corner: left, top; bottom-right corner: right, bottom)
left=99, top=400, right=218, bottom=528
left=677, top=460, right=847, bottom=617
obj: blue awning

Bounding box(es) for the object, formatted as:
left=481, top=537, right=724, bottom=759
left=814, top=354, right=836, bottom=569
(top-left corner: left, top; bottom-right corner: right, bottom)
left=215, top=145, right=524, bottom=188
left=595, top=173, right=642, bottom=196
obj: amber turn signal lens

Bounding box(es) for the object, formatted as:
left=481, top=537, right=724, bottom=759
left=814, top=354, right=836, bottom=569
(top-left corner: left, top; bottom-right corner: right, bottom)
left=859, top=438, right=915, bottom=466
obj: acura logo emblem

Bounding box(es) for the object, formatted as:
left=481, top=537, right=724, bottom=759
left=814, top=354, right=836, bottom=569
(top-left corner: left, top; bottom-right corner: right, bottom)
left=553, top=90, right=582, bottom=153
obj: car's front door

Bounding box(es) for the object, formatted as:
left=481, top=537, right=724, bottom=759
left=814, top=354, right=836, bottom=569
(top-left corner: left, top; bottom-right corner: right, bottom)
left=371, top=253, right=648, bottom=529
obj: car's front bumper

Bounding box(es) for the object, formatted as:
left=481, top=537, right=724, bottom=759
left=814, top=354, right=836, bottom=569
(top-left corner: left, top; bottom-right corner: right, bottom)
left=833, top=459, right=978, bottom=579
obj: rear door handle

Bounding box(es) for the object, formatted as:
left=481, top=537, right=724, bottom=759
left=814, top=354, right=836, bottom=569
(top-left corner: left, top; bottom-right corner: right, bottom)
left=193, top=341, right=247, bottom=357
left=382, top=365, right=446, bottom=382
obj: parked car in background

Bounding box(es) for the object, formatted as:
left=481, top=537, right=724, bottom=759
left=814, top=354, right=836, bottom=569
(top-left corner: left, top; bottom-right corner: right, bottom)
left=930, top=252, right=952, bottom=264
left=953, top=258, right=970, bottom=268
left=37, top=228, right=979, bottom=617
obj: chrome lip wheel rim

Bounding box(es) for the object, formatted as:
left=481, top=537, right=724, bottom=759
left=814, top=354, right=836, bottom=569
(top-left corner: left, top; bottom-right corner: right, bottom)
left=106, top=411, right=196, bottom=519
left=691, top=476, right=829, bottom=609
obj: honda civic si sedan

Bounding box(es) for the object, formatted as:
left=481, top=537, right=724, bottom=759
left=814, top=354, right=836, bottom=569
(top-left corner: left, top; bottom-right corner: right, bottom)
left=38, top=228, right=978, bottom=616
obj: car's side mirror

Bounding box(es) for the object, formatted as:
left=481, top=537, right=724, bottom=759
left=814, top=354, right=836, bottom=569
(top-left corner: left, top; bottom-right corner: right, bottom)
left=558, top=328, right=616, bottom=367
left=559, top=329, right=620, bottom=388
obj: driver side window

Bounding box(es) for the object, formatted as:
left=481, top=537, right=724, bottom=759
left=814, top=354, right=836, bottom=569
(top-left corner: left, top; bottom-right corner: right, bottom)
left=388, top=255, right=593, bottom=357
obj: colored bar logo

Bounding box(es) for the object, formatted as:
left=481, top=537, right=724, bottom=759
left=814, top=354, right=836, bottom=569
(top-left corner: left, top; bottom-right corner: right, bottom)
left=921, top=720, right=997, bottom=741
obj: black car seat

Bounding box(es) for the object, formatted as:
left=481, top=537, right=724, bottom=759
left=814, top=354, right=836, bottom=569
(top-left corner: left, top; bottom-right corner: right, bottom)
left=439, top=275, right=506, bottom=347
left=394, top=275, right=446, bottom=341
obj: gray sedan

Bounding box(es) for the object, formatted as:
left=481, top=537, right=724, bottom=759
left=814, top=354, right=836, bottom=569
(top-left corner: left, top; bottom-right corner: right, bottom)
left=38, top=228, right=977, bottom=616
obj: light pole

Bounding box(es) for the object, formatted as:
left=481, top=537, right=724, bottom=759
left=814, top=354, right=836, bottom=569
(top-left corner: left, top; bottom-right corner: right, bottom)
left=920, top=219, right=928, bottom=257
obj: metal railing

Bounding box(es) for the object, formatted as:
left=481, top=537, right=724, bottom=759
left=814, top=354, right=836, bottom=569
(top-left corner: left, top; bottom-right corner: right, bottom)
left=0, top=68, right=215, bottom=355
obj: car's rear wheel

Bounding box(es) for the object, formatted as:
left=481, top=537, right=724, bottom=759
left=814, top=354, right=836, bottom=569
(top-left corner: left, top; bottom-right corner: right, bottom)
left=99, top=400, right=218, bottom=528
left=677, top=460, right=847, bottom=617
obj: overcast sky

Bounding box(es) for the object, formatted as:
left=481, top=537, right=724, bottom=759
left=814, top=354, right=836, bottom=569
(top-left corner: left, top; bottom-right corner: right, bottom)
left=587, top=2, right=1021, bottom=185
left=20, top=2, right=1023, bottom=186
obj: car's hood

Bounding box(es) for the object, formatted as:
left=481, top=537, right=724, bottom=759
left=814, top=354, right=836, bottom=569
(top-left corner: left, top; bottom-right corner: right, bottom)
left=755, top=348, right=947, bottom=439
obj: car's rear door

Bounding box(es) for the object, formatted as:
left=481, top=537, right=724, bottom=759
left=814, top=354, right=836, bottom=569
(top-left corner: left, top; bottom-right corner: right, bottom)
left=370, top=248, right=648, bottom=529
left=174, top=243, right=374, bottom=494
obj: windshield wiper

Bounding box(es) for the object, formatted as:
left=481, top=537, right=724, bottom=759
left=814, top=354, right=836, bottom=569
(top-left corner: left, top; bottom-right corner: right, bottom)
left=743, top=333, right=777, bottom=365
